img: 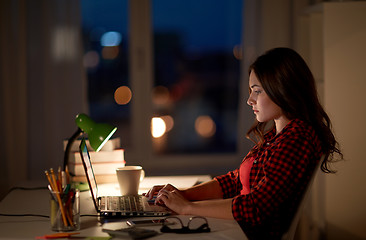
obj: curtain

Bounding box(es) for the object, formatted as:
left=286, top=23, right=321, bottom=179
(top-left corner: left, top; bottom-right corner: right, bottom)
left=0, top=0, right=28, bottom=199
left=0, top=0, right=87, bottom=199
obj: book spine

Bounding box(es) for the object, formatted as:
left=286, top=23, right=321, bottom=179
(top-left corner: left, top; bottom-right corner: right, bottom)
left=68, top=161, right=126, bottom=175
left=72, top=174, right=118, bottom=184
left=69, top=149, right=124, bottom=164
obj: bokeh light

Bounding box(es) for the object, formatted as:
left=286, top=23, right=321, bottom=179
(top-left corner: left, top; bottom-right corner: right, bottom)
left=83, top=50, right=100, bottom=68
left=151, top=117, right=166, bottom=138
left=102, top=46, right=119, bottom=60
left=195, top=115, right=216, bottom=138
left=101, top=31, right=122, bottom=47
left=160, top=115, right=174, bottom=132
left=114, top=86, right=132, bottom=105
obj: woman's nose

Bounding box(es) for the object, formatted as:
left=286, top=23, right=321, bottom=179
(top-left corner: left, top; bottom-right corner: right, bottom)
left=247, top=95, right=255, bottom=106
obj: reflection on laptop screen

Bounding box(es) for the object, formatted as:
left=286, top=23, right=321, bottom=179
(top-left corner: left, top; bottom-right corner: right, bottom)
left=80, top=138, right=98, bottom=202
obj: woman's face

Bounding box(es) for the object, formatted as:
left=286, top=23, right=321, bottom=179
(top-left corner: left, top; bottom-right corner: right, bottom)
left=247, top=70, right=283, bottom=123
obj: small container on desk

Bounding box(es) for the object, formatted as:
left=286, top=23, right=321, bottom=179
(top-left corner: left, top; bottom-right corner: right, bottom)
left=49, top=187, right=80, bottom=231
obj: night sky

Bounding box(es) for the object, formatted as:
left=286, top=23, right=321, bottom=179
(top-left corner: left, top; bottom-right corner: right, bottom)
left=81, top=0, right=243, bottom=52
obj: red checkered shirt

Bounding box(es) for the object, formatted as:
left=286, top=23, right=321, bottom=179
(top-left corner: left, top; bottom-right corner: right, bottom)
left=215, top=119, right=323, bottom=239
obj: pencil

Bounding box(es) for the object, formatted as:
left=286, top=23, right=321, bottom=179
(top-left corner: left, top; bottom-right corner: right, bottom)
left=58, top=167, right=62, bottom=191
left=49, top=168, right=59, bottom=192
left=45, top=171, right=56, bottom=191
left=46, top=169, right=68, bottom=226
left=54, top=188, right=68, bottom=226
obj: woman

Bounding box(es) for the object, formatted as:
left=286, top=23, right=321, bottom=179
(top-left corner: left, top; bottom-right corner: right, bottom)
left=145, top=48, right=342, bottom=239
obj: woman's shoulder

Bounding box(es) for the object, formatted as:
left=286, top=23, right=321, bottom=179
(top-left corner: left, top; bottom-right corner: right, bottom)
left=274, top=119, right=320, bottom=148
left=284, top=119, right=316, bottom=136
left=262, top=119, right=321, bottom=154
left=273, top=119, right=322, bottom=160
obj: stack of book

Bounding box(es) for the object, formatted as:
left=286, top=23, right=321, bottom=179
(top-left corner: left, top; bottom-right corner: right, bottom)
left=64, top=137, right=125, bottom=184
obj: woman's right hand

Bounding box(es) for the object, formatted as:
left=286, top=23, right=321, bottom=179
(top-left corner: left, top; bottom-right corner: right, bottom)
left=144, top=184, right=179, bottom=202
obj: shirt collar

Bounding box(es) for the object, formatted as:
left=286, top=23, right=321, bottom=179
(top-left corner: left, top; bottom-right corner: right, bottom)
left=264, top=119, right=303, bottom=144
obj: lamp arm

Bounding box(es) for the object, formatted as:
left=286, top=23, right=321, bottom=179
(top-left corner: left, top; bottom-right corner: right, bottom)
left=63, top=128, right=82, bottom=171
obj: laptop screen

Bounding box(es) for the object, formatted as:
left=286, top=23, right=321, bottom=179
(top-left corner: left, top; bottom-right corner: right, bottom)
left=79, top=138, right=99, bottom=210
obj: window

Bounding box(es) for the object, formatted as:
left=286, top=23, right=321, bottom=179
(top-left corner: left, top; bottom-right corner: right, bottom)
left=81, top=0, right=246, bottom=175
left=151, top=0, right=243, bottom=154
left=81, top=0, right=132, bottom=148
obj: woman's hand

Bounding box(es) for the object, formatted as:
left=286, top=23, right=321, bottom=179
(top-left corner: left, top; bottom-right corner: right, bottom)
left=144, top=184, right=178, bottom=200
left=143, top=181, right=233, bottom=219
left=144, top=184, right=192, bottom=214
left=155, top=188, right=192, bottom=215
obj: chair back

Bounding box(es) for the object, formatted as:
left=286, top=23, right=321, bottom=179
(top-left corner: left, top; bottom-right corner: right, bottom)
left=281, top=155, right=325, bottom=240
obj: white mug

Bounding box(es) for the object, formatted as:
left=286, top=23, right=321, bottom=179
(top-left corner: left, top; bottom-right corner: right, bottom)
left=116, top=166, right=145, bottom=196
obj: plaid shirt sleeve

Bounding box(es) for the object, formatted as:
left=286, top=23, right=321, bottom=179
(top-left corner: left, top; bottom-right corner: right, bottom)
left=216, top=119, right=323, bottom=227
left=214, top=168, right=242, bottom=198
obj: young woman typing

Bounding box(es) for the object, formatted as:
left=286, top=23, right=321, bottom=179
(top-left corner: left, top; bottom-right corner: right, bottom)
left=145, top=48, right=342, bottom=240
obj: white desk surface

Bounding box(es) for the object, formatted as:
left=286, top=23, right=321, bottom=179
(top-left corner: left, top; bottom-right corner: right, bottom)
left=0, top=175, right=247, bottom=240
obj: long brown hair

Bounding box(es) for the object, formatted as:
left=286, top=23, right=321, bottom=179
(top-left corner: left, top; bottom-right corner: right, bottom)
left=246, top=48, right=342, bottom=173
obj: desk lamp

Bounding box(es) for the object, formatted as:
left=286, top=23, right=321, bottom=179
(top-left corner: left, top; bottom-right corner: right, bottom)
left=63, top=113, right=117, bottom=171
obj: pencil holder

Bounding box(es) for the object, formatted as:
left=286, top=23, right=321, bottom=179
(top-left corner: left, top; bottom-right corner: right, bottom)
left=49, top=188, right=80, bottom=231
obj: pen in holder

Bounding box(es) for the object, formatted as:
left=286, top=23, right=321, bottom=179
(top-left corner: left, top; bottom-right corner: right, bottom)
left=45, top=168, right=80, bottom=231
left=49, top=187, right=80, bottom=231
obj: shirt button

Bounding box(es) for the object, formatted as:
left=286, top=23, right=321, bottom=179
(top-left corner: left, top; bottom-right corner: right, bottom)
left=266, top=142, right=270, bottom=146
left=253, top=160, right=257, bottom=164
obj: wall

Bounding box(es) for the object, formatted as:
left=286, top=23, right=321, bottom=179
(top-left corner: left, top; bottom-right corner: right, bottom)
left=256, top=1, right=366, bottom=239
left=323, top=2, right=366, bottom=239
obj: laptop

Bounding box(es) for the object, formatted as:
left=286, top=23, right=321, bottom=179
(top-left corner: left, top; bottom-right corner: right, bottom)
left=78, top=137, right=171, bottom=217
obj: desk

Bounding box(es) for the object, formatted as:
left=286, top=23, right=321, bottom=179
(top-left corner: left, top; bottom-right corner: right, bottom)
left=0, top=176, right=247, bottom=239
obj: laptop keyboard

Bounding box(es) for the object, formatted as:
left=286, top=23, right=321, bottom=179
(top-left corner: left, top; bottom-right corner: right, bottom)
left=101, top=196, right=144, bottom=212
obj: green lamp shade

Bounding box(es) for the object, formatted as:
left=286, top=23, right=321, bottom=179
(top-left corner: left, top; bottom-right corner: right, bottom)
left=75, top=113, right=117, bottom=152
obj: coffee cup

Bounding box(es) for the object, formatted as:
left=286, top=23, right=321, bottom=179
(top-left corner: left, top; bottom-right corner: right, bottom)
left=116, top=166, right=145, bottom=196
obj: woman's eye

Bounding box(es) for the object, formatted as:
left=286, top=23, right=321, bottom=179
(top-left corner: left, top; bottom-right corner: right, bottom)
left=254, top=90, right=262, bottom=94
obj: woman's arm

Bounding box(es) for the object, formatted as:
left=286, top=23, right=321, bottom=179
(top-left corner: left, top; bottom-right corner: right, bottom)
left=145, top=176, right=236, bottom=219
left=144, top=179, right=223, bottom=201
left=181, top=179, right=223, bottom=200
left=157, top=188, right=234, bottom=219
